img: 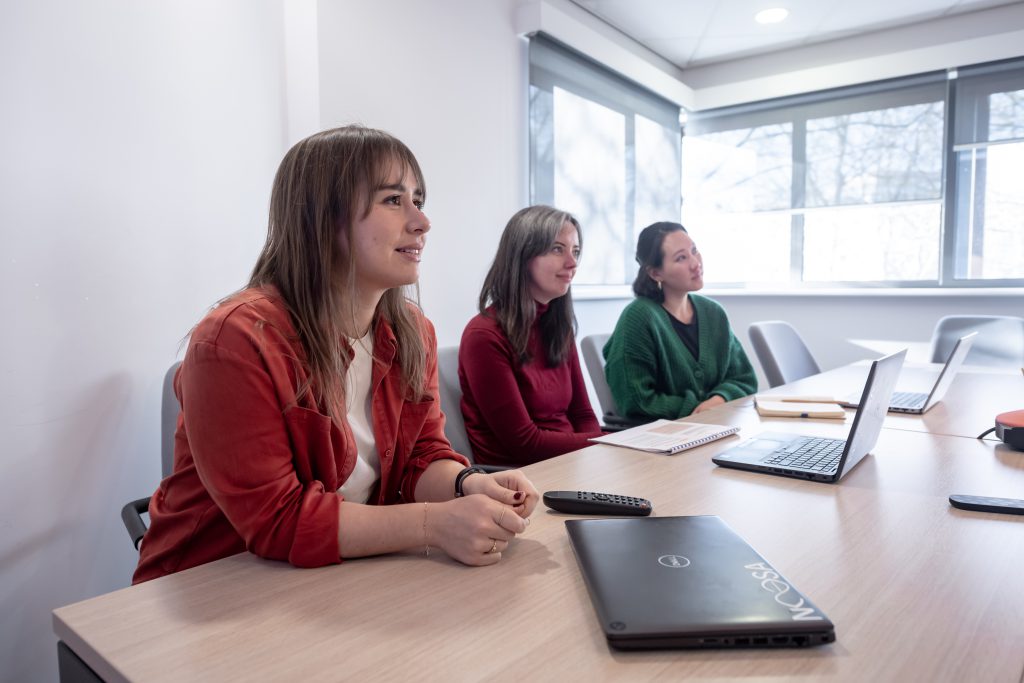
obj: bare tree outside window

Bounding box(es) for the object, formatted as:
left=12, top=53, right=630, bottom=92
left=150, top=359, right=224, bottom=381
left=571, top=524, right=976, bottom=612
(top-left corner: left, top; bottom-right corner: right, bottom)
left=531, top=38, right=1023, bottom=290
left=683, top=101, right=945, bottom=284
left=682, top=125, right=792, bottom=282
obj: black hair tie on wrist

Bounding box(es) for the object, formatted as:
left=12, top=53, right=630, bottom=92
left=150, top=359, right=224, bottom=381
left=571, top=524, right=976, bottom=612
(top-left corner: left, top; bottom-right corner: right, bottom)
left=454, top=466, right=487, bottom=498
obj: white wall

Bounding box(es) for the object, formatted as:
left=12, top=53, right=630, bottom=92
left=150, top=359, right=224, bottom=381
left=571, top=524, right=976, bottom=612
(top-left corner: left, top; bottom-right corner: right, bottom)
left=316, top=0, right=528, bottom=346
left=0, top=1, right=287, bottom=681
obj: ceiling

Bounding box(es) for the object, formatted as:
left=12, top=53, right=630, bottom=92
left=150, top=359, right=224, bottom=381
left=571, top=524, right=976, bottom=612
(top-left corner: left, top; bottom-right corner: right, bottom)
left=570, top=0, right=1023, bottom=68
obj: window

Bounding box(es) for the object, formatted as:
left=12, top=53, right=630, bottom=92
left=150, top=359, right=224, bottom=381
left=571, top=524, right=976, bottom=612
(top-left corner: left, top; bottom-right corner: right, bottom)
left=951, top=61, right=1024, bottom=282
left=683, top=59, right=1024, bottom=288
left=529, top=35, right=681, bottom=287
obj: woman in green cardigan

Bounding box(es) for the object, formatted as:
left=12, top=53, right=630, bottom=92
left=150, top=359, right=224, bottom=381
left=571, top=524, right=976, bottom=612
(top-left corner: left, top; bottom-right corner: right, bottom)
left=603, top=221, right=756, bottom=421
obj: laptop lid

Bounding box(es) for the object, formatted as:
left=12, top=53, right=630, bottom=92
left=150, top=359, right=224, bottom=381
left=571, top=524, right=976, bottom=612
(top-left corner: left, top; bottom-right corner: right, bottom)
left=919, top=332, right=977, bottom=411
left=713, top=349, right=906, bottom=482
left=834, top=348, right=907, bottom=477
left=841, top=333, right=976, bottom=411
left=565, top=516, right=835, bottom=650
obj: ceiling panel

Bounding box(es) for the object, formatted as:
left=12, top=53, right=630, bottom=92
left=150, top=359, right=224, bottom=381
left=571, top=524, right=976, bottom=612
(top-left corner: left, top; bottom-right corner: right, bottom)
left=814, top=0, right=954, bottom=33
left=573, top=0, right=717, bottom=41
left=640, top=36, right=707, bottom=66
left=702, top=0, right=838, bottom=37
left=569, top=0, right=1024, bottom=68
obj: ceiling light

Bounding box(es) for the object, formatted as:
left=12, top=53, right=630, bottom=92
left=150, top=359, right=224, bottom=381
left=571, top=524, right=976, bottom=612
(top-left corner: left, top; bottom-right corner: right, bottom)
left=755, top=8, right=789, bottom=24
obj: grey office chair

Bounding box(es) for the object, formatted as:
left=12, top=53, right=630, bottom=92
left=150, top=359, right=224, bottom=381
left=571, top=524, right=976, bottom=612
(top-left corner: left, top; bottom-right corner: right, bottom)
left=580, top=334, right=636, bottom=430
left=748, top=321, right=821, bottom=388
left=930, top=315, right=1024, bottom=367
left=436, top=346, right=474, bottom=459
left=121, top=361, right=181, bottom=550
left=436, top=346, right=508, bottom=472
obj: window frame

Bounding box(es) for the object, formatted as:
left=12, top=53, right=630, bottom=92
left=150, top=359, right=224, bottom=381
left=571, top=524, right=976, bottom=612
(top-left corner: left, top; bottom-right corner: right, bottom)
left=529, top=39, right=1024, bottom=292
left=942, top=59, right=1024, bottom=288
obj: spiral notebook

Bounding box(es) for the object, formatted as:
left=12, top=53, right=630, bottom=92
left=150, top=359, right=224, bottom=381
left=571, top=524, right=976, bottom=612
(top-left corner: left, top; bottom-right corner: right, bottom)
left=589, top=420, right=740, bottom=454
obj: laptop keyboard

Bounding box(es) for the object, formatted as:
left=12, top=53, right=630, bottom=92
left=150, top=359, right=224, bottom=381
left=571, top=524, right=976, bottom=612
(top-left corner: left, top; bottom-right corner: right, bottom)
left=763, top=437, right=846, bottom=472
left=890, top=391, right=926, bottom=409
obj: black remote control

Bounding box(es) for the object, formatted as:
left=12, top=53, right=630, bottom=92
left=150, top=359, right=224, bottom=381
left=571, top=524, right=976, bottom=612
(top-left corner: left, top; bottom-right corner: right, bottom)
left=543, top=490, right=652, bottom=516
left=949, top=494, right=1024, bottom=516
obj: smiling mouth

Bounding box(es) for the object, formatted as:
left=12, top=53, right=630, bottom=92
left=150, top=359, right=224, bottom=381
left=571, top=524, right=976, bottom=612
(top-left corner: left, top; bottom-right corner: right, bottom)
left=397, top=247, right=422, bottom=260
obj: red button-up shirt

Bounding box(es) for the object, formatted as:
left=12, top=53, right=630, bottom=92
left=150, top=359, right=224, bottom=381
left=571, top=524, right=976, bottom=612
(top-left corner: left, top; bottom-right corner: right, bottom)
left=133, top=288, right=466, bottom=583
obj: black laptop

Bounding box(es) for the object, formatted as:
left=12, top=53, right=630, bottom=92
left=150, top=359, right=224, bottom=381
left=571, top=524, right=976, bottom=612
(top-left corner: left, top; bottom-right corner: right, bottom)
left=838, top=333, right=976, bottom=414
left=713, top=349, right=906, bottom=483
left=565, top=515, right=835, bottom=650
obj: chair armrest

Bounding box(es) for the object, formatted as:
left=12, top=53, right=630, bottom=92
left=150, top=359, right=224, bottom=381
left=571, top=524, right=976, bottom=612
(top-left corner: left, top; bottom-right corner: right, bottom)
left=600, top=413, right=643, bottom=432
left=121, top=498, right=150, bottom=551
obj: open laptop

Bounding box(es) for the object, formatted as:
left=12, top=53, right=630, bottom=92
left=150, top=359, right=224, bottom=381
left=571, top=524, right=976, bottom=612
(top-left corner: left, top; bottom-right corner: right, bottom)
left=565, top=515, right=835, bottom=650
left=713, top=349, right=905, bottom=483
left=838, top=332, right=976, bottom=414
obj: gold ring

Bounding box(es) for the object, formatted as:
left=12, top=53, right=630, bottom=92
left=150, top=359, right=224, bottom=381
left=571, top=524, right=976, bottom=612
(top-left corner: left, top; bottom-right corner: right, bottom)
left=497, top=506, right=506, bottom=527
left=487, top=539, right=498, bottom=554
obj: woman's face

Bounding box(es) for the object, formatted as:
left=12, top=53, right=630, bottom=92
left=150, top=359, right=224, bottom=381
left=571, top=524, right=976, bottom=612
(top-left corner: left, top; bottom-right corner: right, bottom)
left=348, top=164, right=430, bottom=296
left=527, top=221, right=580, bottom=305
left=650, top=229, right=703, bottom=295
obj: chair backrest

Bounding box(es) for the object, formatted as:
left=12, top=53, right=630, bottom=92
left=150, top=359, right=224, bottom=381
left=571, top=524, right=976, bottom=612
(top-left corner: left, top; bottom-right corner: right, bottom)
left=580, top=333, right=620, bottom=420
left=748, top=321, right=821, bottom=388
left=930, top=315, right=1024, bottom=367
left=161, top=361, right=182, bottom=478
left=124, top=360, right=183, bottom=551
left=435, top=346, right=474, bottom=460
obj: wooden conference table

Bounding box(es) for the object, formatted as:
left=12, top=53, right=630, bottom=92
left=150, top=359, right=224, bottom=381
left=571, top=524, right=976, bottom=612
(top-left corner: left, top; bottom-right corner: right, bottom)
left=54, top=364, right=1024, bottom=682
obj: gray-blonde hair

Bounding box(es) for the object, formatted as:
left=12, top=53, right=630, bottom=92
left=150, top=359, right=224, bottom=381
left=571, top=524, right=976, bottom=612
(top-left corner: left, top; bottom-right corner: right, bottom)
left=478, top=205, right=581, bottom=366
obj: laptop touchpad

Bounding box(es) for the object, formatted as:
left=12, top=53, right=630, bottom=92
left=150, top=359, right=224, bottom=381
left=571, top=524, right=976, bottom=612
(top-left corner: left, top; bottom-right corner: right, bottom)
left=746, top=438, right=787, bottom=452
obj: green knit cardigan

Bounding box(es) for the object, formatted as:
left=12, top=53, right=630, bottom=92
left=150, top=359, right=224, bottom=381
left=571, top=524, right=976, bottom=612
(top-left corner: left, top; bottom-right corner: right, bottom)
left=603, top=295, right=757, bottom=421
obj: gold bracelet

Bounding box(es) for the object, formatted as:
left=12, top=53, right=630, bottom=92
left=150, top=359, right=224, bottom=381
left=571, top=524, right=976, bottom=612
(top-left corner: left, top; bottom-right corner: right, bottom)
left=423, top=502, right=430, bottom=557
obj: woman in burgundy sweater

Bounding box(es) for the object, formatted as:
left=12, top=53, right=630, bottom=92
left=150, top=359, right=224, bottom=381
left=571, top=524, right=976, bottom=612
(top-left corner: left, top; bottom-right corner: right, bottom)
left=458, top=205, right=604, bottom=467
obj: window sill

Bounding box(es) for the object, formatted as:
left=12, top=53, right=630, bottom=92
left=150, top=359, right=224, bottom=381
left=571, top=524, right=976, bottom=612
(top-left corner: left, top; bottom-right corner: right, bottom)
left=572, top=285, right=1024, bottom=301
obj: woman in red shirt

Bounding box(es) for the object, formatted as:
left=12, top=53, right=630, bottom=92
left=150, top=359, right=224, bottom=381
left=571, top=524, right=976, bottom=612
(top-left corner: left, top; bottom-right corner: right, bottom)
left=458, top=206, right=604, bottom=467
left=134, top=126, right=538, bottom=583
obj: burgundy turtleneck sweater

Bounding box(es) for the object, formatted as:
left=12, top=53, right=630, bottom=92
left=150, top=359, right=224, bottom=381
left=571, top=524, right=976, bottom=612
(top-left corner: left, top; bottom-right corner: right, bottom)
left=458, top=303, right=604, bottom=467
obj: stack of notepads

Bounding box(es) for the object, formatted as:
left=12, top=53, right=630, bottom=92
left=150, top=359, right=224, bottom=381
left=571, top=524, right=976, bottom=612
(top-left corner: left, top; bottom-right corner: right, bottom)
left=754, top=395, right=846, bottom=419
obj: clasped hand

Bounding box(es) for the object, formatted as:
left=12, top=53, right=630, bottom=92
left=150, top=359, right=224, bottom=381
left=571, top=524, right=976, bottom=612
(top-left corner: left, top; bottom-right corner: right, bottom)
left=428, top=470, right=539, bottom=566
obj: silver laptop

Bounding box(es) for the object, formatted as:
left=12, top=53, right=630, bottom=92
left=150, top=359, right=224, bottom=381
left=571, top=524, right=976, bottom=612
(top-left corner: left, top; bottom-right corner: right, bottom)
left=565, top=515, right=835, bottom=650
left=839, top=332, right=976, bottom=414
left=713, top=349, right=906, bottom=483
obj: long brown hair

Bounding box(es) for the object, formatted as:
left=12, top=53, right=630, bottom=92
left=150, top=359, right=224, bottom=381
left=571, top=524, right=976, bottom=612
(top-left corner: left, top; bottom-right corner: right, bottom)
left=478, top=205, right=581, bottom=366
left=249, top=125, right=427, bottom=420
